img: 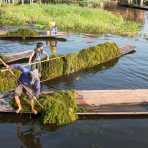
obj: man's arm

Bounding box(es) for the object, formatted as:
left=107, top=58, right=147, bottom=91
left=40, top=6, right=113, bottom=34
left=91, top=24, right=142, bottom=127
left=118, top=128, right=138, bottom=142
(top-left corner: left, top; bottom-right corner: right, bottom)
left=43, top=51, right=49, bottom=60
left=34, top=80, right=40, bottom=97
left=10, top=64, right=27, bottom=73
left=29, top=51, right=35, bottom=64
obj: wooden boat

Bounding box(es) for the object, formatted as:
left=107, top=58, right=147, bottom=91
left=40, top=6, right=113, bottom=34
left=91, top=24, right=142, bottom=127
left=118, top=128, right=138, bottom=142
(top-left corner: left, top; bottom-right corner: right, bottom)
left=0, top=35, right=67, bottom=42
left=0, top=50, right=33, bottom=64
left=0, top=44, right=136, bottom=65
left=1, top=89, right=148, bottom=118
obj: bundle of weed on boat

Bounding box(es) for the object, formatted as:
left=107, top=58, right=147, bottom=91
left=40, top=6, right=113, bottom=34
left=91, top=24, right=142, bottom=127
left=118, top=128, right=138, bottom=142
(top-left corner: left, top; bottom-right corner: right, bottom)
left=0, top=42, right=120, bottom=92
left=7, top=28, right=39, bottom=37
left=10, top=90, right=78, bottom=126
left=41, top=41, right=121, bottom=79
left=0, top=56, right=20, bottom=92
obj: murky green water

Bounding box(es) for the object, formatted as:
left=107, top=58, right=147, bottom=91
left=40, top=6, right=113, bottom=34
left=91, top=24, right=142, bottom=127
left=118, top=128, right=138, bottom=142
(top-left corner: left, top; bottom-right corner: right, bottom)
left=0, top=5, right=148, bottom=148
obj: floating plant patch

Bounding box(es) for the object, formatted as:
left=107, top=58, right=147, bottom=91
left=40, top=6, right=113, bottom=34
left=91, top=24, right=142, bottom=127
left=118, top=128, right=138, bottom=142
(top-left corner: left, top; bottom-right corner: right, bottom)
left=7, top=28, right=39, bottom=37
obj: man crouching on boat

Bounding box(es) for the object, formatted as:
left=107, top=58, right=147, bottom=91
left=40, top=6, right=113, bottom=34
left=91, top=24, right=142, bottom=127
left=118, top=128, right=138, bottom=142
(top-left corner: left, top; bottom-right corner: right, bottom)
left=6, top=64, right=40, bottom=114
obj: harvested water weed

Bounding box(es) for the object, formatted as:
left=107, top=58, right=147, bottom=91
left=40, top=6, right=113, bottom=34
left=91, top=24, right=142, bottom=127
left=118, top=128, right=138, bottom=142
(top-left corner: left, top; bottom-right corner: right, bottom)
left=0, top=42, right=121, bottom=92
left=10, top=90, right=78, bottom=126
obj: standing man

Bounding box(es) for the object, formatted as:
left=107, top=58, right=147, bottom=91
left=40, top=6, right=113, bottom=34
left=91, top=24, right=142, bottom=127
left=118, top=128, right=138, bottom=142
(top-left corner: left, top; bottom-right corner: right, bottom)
left=28, top=42, right=49, bottom=73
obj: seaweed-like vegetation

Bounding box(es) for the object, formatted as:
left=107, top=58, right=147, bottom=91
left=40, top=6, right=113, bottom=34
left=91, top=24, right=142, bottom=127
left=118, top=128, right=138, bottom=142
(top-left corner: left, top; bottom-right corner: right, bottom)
left=39, top=90, right=77, bottom=125
left=40, top=41, right=120, bottom=80
left=0, top=70, right=19, bottom=92
left=10, top=90, right=78, bottom=126
left=0, top=42, right=120, bottom=92
left=7, top=28, right=39, bottom=37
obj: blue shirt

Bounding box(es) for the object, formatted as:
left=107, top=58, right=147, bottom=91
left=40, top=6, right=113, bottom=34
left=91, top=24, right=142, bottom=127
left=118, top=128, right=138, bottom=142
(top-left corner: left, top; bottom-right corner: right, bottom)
left=11, top=64, right=40, bottom=97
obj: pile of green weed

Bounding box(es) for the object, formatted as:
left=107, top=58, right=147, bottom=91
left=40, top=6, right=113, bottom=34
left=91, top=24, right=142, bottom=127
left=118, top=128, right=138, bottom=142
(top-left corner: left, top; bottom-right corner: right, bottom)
left=0, top=70, right=19, bottom=92
left=7, top=28, right=39, bottom=37
left=41, top=57, right=64, bottom=80
left=39, top=90, right=77, bottom=125
left=40, top=41, right=121, bottom=80
left=10, top=90, right=78, bottom=126
left=0, top=42, right=120, bottom=92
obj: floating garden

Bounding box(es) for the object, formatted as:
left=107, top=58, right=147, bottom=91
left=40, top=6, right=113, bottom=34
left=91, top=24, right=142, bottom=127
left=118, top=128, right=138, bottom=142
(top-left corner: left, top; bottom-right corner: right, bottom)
left=0, top=4, right=140, bottom=36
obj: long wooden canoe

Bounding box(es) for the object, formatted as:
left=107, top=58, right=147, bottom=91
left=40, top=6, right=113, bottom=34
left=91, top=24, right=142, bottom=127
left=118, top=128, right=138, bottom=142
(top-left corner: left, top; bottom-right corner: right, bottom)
left=0, top=36, right=67, bottom=42
left=1, top=50, right=33, bottom=64
left=0, top=44, right=136, bottom=65
left=1, top=89, right=148, bottom=118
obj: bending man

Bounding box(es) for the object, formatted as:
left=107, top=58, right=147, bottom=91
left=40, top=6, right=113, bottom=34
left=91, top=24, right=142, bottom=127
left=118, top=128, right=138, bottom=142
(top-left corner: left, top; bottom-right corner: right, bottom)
left=7, top=64, right=40, bottom=114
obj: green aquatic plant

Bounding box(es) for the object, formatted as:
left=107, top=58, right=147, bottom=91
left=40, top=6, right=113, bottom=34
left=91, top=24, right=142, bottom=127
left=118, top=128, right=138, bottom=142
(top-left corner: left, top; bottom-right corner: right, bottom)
left=0, top=70, right=19, bottom=92
left=7, top=28, right=39, bottom=37
left=0, top=42, right=120, bottom=92
left=41, top=57, right=64, bottom=80
left=0, top=4, right=140, bottom=36
left=39, top=90, right=78, bottom=125
left=39, top=41, right=121, bottom=80
left=10, top=90, right=78, bottom=126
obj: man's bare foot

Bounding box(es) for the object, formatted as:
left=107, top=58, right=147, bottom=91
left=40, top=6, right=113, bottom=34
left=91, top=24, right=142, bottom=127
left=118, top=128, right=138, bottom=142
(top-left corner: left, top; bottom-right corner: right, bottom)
left=16, top=107, right=22, bottom=114
left=32, top=109, right=38, bottom=115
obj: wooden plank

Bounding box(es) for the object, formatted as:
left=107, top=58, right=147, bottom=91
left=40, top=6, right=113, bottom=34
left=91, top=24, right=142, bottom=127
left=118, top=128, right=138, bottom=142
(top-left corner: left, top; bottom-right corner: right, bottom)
left=3, top=50, right=33, bottom=64
left=0, top=44, right=136, bottom=66
left=76, top=112, right=148, bottom=119
left=0, top=89, right=148, bottom=114
left=76, top=89, right=148, bottom=106
left=77, top=112, right=148, bottom=115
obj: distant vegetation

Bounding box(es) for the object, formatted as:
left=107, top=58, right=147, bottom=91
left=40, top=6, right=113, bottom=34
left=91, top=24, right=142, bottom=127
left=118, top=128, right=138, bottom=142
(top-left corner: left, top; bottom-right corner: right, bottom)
left=7, top=28, right=39, bottom=36
left=0, top=4, right=140, bottom=35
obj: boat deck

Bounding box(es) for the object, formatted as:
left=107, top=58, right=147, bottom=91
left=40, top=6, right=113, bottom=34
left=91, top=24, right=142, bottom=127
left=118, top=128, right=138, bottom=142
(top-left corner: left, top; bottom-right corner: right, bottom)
left=0, top=89, right=148, bottom=118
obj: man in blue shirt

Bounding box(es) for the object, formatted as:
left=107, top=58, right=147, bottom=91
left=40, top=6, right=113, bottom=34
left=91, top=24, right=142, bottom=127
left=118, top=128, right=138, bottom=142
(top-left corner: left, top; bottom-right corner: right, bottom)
left=8, top=64, right=40, bottom=114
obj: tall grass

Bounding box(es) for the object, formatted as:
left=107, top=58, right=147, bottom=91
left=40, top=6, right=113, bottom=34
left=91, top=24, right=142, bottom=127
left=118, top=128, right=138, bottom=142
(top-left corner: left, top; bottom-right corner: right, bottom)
left=0, top=4, right=140, bottom=35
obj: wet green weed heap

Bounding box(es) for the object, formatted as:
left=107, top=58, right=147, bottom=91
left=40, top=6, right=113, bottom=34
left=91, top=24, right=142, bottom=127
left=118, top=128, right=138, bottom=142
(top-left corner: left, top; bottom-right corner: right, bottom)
left=10, top=90, right=78, bottom=126
left=41, top=41, right=121, bottom=80
left=0, top=41, right=121, bottom=92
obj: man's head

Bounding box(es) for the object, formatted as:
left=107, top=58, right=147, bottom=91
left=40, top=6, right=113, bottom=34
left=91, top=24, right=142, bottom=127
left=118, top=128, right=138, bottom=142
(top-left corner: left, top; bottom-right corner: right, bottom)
left=36, top=42, right=44, bottom=52
left=29, top=69, right=40, bottom=85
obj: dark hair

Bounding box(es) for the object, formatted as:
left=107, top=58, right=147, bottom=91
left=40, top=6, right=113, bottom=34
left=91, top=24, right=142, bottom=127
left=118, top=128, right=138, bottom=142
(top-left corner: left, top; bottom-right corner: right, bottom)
left=36, top=42, right=44, bottom=48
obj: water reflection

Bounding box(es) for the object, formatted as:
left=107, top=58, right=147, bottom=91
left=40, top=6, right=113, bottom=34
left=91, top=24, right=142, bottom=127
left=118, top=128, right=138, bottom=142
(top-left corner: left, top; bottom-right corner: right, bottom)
left=16, top=123, right=42, bottom=148
left=46, top=40, right=58, bottom=57
left=104, top=1, right=144, bottom=23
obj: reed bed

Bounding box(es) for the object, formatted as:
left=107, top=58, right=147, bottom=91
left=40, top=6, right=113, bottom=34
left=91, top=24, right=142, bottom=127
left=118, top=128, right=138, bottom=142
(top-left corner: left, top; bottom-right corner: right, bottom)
left=0, top=4, right=140, bottom=35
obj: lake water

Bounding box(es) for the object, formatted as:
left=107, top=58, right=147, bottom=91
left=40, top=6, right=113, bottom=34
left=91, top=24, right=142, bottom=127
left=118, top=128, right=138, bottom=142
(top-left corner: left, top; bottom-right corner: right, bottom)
left=0, top=6, right=148, bottom=148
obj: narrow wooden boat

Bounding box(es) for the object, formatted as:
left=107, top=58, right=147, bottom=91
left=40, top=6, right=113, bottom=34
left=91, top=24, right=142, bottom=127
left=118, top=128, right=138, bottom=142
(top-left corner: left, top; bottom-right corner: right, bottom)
left=0, top=36, right=67, bottom=42
left=0, top=50, right=33, bottom=64
left=0, top=89, right=148, bottom=118
left=0, top=44, right=136, bottom=65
